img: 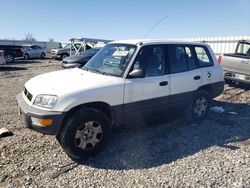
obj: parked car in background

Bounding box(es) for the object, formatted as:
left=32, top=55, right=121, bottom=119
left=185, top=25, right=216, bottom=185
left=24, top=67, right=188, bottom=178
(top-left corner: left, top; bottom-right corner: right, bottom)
left=61, top=48, right=101, bottom=69
left=22, top=45, right=46, bottom=60
left=17, top=40, right=224, bottom=160
left=219, top=40, right=250, bottom=84
left=0, top=45, right=23, bottom=63
left=51, top=43, right=91, bottom=60
left=0, top=50, right=6, bottom=65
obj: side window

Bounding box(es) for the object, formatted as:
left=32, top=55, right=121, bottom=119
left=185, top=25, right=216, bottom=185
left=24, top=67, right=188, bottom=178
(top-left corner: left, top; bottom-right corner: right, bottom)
left=132, top=45, right=166, bottom=77
left=194, top=46, right=213, bottom=67
left=236, top=43, right=250, bottom=55
left=170, top=46, right=188, bottom=73
left=75, top=44, right=81, bottom=50
left=185, top=47, right=197, bottom=70
left=31, top=45, right=36, bottom=49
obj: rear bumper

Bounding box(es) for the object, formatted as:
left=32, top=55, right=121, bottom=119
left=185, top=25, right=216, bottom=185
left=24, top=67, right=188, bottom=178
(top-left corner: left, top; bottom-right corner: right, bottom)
left=16, top=93, right=65, bottom=135
left=0, top=59, right=6, bottom=65
left=224, top=71, right=250, bottom=84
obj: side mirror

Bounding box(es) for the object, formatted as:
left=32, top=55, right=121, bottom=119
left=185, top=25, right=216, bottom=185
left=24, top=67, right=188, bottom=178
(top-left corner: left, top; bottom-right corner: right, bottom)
left=128, top=69, right=146, bottom=78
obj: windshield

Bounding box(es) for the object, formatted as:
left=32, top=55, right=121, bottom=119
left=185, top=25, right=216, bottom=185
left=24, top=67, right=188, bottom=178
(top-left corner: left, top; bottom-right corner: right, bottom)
left=83, top=48, right=100, bottom=56
left=63, top=44, right=71, bottom=49
left=84, top=44, right=137, bottom=77
left=63, top=44, right=81, bottom=50
left=23, top=45, right=31, bottom=49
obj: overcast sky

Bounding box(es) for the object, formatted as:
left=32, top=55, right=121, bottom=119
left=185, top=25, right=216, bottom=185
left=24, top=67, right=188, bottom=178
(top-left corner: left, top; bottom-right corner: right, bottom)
left=0, top=0, right=249, bottom=42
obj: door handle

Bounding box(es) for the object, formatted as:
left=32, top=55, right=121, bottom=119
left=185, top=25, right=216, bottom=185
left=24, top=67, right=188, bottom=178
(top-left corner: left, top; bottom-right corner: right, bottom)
left=241, top=60, right=249, bottom=64
left=194, top=75, right=201, bottom=80
left=207, top=72, right=212, bottom=78
left=159, top=81, right=168, bottom=86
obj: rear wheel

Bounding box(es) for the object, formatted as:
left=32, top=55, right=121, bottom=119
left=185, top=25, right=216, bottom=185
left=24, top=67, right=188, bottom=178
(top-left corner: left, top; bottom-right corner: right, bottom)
left=57, top=108, right=111, bottom=160
left=184, top=90, right=210, bottom=123
left=5, top=54, right=14, bottom=63
left=41, top=52, right=45, bottom=59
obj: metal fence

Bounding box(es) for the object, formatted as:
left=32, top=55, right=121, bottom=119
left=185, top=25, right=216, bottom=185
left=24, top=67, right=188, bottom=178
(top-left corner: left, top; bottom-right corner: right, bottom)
left=175, top=35, right=250, bottom=56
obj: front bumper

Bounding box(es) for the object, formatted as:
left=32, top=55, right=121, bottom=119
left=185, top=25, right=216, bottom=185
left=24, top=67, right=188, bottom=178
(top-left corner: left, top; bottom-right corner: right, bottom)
left=51, top=53, right=61, bottom=59
left=16, top=93, right=65, bottom=135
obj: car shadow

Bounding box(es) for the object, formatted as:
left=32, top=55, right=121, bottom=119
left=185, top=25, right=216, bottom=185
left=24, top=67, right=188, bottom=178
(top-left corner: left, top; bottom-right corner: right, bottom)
left=11, top=60, right=42, bottom=65
left=227, top=82, right=250, bottom=90
left=0, top=66, right=27, bottom=71
left=76, top=100, right=250, bottom=170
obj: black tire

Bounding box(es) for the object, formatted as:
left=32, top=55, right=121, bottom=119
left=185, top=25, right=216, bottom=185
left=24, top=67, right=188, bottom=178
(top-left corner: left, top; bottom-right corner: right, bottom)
left=60, top=54, right=68, bottom=60
left=5, top=54, right=14, bottom=63
left=184, top=90, right=211, bottom=123
left=41, top=52, right=45, bottom=59
left=57, top=108, right=111, bottom=160
left=24, top=53, right=29, bottom=60
left=225, top=78, right=232, bottom=84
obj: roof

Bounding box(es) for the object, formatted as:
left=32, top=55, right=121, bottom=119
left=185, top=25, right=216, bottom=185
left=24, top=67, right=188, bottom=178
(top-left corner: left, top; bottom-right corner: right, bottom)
left=240, top=40, right=250, bottom=43
left=109, top=39, right=208, bottom=46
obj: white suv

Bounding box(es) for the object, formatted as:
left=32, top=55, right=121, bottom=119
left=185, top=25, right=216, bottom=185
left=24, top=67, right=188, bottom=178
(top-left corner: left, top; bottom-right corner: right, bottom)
left=17, top=40, right=224, bottom=159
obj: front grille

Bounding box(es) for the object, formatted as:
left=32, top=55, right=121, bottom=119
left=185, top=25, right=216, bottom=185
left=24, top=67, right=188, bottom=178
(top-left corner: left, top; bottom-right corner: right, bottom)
left=24, top=87, right=33, bottom=101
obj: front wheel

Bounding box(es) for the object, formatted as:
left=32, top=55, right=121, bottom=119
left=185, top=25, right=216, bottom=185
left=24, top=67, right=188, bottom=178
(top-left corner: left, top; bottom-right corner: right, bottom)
left=24, top=53, right=29, bottom=60
left=184, top=90, right=210, bottom=123
left=60, top=54, right=68, bottom=60
left=57, top=108, right=111, bottom=160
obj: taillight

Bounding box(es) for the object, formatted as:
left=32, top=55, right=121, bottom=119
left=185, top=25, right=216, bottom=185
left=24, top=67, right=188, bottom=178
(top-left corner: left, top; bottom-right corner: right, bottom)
left=217, top=55, right=222, bottom=64
left=20, top=48, right=24, bottom=53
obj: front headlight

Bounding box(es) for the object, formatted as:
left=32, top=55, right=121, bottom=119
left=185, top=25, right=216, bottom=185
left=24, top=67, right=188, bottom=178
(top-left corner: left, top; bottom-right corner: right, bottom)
left=34, top=95, right=58, bottom=108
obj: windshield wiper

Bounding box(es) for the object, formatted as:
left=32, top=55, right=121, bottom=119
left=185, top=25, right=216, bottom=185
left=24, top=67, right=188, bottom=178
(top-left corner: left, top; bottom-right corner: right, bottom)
left=87, top=68, right=103, bottom=75
left=82, top=66, right=88, bottom=71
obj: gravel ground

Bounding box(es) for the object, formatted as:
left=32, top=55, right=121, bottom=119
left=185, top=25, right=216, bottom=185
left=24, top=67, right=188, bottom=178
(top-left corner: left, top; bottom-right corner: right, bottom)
left=0, top=59, right=250, bottom=188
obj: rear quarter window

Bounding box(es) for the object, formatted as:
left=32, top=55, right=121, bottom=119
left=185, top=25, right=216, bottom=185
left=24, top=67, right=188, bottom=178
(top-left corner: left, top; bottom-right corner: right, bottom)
left=194, top=46, right=213, bottom=67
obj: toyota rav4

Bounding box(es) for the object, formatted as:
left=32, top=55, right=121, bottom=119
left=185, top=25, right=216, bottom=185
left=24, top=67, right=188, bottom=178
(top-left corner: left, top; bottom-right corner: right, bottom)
left=17, top=40, right=224, bottom=159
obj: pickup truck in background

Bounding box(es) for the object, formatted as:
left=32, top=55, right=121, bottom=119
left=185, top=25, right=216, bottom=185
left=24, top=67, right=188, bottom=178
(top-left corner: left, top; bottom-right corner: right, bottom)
left=51, top=43, right=91, bottom=60
left=219, top=40, right=250, bottom=84
left=0, top=45, right=24, bottom=63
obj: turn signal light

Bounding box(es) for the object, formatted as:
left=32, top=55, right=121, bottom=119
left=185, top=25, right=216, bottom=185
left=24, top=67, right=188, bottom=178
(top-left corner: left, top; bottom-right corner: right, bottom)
left=39, top=119, right=53, bottom=126
left=31, top=117, right=53, bottom=127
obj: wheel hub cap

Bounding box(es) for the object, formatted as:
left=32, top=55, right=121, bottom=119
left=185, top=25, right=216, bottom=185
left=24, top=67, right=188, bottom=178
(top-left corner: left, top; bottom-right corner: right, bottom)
left=194, top=97, right=208, bottom=117
left=74, top=121, right=103, bottom=150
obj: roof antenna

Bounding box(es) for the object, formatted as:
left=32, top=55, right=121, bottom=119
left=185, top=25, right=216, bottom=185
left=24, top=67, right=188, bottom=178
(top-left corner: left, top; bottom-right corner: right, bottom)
left=143, top=15, right=168, bottom=39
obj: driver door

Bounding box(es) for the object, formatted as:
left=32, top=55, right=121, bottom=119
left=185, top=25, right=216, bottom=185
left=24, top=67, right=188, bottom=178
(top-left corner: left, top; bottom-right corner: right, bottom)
left=123, top=45, right=170, bottom=121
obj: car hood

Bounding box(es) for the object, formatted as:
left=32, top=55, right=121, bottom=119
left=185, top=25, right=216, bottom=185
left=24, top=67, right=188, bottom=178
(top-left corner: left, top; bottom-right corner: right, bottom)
left=63, top=54, right=87, bottom=62
left=25, top=68, right=120, bottom=97
left=51, top=48, right=67, bottom=52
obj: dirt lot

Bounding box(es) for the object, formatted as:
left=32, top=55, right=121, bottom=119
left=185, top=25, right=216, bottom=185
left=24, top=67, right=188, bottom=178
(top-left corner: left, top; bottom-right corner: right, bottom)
left=0, top=59, right=250, bottom=188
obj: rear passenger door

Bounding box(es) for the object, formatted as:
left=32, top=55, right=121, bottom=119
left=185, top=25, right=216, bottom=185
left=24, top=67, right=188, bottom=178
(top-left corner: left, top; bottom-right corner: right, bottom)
left=31, top=45, right=39, bottom=58
left=169, top=45, right=202, bottom=106
left=194, top=46, right=216, bottom=85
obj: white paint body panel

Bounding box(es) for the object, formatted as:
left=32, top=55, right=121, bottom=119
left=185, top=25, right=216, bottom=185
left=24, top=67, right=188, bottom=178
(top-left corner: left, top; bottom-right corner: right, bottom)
left=22, top=40, right=224, bottom=114
left=124, top=75, right=170, bottom=103
left=25, top=68, right=124, bottom=111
